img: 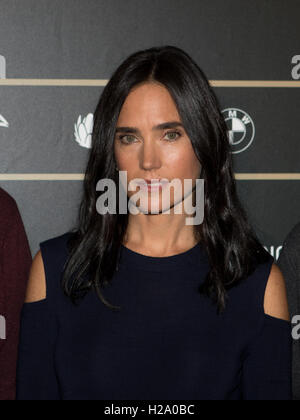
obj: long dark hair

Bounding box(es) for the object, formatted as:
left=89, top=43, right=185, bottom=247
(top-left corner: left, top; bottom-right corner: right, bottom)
left=61, top=45, right=270, bottom=313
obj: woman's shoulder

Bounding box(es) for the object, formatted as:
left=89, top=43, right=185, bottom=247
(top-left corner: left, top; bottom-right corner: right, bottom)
left=40, top=230, right=75, bottom=256
left=263, top=262, right=290, bottom=322
left=233, top=249, right=275, bottom=299
left=25, top=231, right=76, bottom=304
left=229, top=251, right=290, bottom=330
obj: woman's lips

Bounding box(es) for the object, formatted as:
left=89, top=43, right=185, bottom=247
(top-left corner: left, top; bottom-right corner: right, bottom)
left=135, top=179, right=169, bottom=192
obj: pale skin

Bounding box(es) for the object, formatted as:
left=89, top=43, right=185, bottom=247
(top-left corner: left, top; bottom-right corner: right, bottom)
left=25, top=81, right=290, bottom=323
left=114, top=81, right=202, bottom=257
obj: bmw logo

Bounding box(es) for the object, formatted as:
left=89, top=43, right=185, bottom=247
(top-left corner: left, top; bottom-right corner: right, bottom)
left=222, top=108, right=255, bottom=154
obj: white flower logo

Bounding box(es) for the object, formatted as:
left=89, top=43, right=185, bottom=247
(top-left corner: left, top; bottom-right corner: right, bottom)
left=74, top=113, right=93, bottom=149
left=0, top=114, right=9, bottom=128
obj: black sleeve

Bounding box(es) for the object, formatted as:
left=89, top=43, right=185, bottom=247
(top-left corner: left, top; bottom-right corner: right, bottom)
left=16, top=299, right=61, bottom=400
left=242, top=313, right=292, bottom=400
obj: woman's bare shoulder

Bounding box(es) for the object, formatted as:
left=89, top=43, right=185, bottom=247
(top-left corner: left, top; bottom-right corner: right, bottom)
left=263, top=263, right=290, bottom=322
left=24, top=250, right=47, bottom=303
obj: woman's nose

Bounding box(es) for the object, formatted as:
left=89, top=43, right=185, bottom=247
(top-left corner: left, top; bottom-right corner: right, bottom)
left=139, top=140, right=161, bottom=171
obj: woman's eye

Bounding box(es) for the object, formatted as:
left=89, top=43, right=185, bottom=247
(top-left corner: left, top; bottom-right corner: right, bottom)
left=118, top=131, right=181, bottom=144
left=164, top=131, right=181, bottom=141
left=119, top=135, right=136, bottom=144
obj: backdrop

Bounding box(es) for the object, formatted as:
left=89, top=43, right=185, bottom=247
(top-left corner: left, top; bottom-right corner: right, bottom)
left=0, top=0, right=299, bottom=260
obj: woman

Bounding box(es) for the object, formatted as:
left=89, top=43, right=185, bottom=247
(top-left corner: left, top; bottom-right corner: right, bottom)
left=16, top=45, right=291, bottom=400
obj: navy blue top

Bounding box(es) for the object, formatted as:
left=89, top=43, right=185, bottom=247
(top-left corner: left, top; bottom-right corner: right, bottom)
left=16, top=232, right=292, bottom=400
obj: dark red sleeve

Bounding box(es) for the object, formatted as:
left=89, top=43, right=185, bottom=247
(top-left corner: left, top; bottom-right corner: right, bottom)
left=0, top=191, right=32, bottom=400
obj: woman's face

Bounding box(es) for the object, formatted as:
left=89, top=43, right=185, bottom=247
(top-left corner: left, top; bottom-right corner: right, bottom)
left=114, top=81, right=202, bottom=215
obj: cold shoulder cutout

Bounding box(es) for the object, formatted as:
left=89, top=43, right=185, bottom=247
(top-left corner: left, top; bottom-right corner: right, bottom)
left=16, top=232, right=292, bottom=400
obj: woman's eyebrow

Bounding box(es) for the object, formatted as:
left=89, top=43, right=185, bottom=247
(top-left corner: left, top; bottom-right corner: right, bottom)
left=115, top=121, right=184, bottom=134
